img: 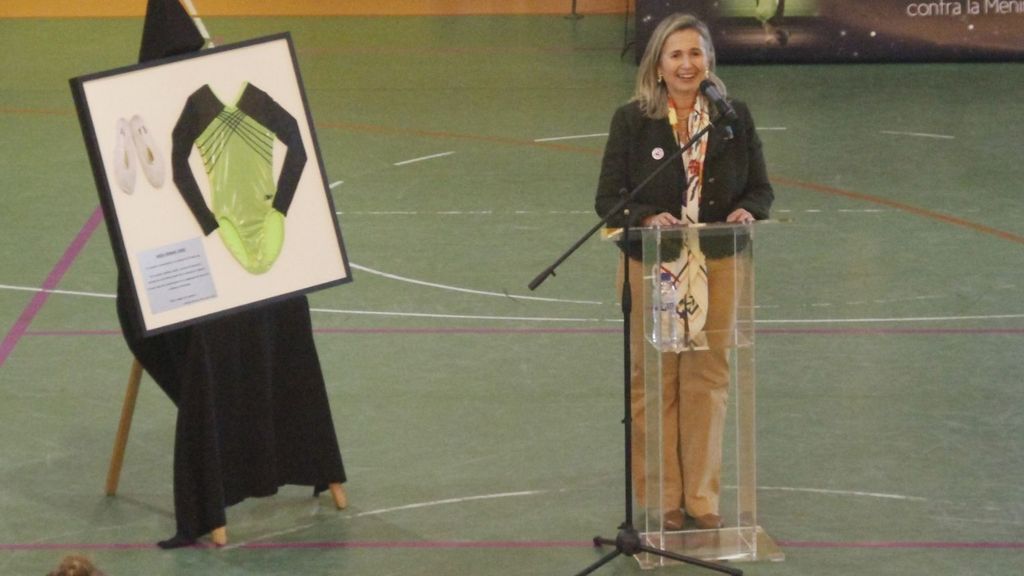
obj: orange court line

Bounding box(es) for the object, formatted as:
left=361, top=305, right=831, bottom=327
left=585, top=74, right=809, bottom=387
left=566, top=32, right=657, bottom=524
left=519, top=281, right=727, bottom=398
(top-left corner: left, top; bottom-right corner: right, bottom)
left=2, top=99, right=1016, bottom=247
left=773, top=175, right=1024, bottom=245
left=310, top=123, right=1024, bottom=246
left=1, top=0, right=626, bottom=18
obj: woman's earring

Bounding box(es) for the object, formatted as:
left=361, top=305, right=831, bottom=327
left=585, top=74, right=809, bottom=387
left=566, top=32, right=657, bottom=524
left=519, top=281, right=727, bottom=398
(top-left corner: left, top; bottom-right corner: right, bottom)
left=657, top=71, right=664, bottom=84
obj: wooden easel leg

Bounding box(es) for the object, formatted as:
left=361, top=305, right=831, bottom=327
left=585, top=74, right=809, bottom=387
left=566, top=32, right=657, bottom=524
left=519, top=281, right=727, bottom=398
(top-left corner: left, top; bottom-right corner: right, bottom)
left=105, top=358, right=144, bottom=496
left=329, top=483, right=348, bottom=509
left=211, top=526, right=227, bottom=546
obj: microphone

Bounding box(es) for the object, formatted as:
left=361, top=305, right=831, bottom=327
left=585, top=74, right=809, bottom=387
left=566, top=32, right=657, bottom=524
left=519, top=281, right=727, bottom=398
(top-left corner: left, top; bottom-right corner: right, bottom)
left=699, top=79, right=737, bottom=122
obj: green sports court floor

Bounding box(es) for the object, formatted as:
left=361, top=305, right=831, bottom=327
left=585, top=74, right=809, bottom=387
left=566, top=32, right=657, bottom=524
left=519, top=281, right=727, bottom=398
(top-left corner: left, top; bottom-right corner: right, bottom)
left=1, top=13, right=1023, bottom=576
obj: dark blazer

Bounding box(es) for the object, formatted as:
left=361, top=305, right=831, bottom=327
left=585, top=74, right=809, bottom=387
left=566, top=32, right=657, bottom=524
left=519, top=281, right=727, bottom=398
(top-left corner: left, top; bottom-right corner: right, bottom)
left=594, top=98, right=773, bottom=259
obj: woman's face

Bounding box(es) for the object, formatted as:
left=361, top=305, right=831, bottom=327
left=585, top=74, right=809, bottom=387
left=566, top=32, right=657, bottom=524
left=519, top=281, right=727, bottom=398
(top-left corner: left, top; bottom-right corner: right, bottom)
left=657, top=28, right=708, bottom=102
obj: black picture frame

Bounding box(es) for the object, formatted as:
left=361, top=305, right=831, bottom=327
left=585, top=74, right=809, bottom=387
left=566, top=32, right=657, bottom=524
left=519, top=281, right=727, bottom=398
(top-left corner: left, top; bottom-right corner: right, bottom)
left=71, top=33, right=350, bottom=336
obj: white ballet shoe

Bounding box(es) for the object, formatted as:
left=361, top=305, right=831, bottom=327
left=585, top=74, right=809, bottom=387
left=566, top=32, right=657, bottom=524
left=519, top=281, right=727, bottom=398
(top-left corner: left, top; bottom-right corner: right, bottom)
left=113, top=118, right=136, bottom=195
left=129, top=114, right=165, bottom=188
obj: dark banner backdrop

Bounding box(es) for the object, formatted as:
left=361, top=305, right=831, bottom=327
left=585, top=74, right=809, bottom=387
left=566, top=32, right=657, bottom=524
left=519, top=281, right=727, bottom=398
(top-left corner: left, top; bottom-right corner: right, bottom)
left=636, top=0, right=1024, bottom=63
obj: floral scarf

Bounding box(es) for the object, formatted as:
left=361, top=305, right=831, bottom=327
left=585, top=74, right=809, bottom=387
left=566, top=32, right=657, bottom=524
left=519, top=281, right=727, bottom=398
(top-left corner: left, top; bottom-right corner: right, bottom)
left=661, top=94, right=710, bottom=350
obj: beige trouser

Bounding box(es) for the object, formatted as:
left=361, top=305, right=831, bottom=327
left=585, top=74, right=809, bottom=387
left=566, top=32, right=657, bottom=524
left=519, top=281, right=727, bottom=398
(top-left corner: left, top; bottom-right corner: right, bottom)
left=617, top=253, right=739, bottom=517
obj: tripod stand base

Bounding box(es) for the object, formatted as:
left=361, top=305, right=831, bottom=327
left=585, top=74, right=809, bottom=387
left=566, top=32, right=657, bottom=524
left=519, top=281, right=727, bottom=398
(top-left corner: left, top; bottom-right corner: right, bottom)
left=575, top=526, right=743, bottom=576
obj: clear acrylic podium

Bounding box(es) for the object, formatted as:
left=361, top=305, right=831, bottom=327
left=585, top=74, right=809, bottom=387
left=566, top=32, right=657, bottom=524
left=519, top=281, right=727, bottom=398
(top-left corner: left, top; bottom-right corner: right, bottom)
left=634, top=223, right=783, bottom=568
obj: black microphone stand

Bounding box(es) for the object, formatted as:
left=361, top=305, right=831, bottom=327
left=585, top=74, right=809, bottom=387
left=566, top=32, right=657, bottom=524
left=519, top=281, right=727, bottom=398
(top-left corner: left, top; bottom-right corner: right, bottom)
left=529, top=112, right=742, bottom=576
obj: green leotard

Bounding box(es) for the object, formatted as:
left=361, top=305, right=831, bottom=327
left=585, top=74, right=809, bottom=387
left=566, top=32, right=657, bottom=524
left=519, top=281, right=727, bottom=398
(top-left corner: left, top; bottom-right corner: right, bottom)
left=172, top=83, right=307, bottom=274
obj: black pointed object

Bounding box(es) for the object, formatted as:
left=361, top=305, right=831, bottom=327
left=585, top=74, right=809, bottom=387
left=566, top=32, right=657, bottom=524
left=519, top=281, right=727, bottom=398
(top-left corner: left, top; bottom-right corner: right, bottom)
left=138, top=0, right=205, bottom=64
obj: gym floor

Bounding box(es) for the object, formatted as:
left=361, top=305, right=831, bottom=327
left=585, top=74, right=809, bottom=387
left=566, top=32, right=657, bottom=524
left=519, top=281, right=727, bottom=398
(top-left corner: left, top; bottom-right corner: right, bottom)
left=1, top=10, right=1022, bottom=576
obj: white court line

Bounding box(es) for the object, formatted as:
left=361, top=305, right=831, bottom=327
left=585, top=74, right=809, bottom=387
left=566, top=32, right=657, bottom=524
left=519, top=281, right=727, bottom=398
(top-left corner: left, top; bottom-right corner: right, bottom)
left=881, top=130, right=955, bottom=140
left=349, top=262, right=602, bottom=305
left=0, top=284, right=114, bottom=299
left=759, top=486, right=928, bottom=502
left=229, top=485, right=921, bottom=548
left=1, top=283, right=1021, bottom=326
left=329, top=180, right=344, bottom=189
left=351, top=490, right=547, bottom=518
left=533, top=133, right=608, bottom=143
left=394, top=151, right=455, bottom=166
left=225, top=490, right=549, bottom=549
left=758, top=126, right=788, bottom=131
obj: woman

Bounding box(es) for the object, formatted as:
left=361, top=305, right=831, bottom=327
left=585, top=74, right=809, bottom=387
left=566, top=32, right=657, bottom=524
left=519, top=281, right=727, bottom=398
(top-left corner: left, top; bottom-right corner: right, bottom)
left=595, top=13, right=773, bottom=531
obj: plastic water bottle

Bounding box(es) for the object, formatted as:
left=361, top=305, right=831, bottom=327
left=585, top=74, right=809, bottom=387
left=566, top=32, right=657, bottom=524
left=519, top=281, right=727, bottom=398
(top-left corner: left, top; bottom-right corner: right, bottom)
left=652, top=271, right=678, bottom=351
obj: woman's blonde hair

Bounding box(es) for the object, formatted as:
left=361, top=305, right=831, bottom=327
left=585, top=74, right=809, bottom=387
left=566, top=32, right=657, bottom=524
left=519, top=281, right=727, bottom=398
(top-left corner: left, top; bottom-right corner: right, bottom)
left=633, top=13, right=727, bottom=119
left=47, top=555, right=104, bottom=576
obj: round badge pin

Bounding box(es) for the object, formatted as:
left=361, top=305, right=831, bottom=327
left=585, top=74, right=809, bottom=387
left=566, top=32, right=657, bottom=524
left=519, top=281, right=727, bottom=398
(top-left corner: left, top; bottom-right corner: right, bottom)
left=652, top=147, right=664, bottom=160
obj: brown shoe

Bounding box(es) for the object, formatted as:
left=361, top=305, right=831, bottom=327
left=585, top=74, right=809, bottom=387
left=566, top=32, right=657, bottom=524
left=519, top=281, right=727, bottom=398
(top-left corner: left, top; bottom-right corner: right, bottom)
left=662, top=509, right=685, bottom=531
left=692, top=513, right=722, bottom=530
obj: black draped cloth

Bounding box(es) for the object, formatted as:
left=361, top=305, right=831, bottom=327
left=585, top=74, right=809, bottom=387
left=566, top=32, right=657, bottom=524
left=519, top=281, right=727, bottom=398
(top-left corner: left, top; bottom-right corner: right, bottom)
left=117, top=273, right=347, bottom=543
left=110, top=0, right=346, bottom=545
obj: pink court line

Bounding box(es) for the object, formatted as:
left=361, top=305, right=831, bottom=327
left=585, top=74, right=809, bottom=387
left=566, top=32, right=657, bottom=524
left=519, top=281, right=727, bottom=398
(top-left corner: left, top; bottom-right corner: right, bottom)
left=0, top=206, right=104, bottom=367
left=22, top=327, right=1024, bottom=338
left=0, top=543, right=155, bottom=551
left=758, top=327, right=1024, bottom=335
left=240, top=540, right=593, bottom=550
left=2, top=539, right=1023, bottom=552
left=777, top=540, right=1024, bottom=550
left=0, top=540, right=591, bottom=552
left=312, top=327, right=616, bottom=335
left=21, top=327, right=619, bottom=337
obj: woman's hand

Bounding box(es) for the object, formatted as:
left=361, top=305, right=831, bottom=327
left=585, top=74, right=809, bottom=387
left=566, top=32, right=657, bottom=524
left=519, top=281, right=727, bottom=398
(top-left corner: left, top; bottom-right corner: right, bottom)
left=642, top=212, right=682, bottom=227
left=726, top=208, right=755, bottom=224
